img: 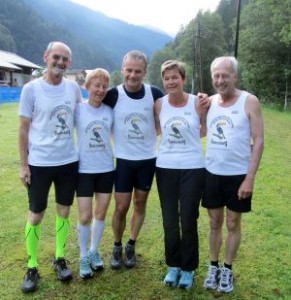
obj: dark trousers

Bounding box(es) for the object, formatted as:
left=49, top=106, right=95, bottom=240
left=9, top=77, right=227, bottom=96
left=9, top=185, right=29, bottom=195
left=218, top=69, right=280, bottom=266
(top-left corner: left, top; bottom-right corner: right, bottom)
left=156, top=167, right=205, bottom=271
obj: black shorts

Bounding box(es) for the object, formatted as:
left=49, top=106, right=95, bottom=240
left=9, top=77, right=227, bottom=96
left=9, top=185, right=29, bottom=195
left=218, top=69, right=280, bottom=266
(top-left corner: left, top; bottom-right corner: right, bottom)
left=115, top=158, right=156, bottom=193
left=27, top=162, right=78, bottom=213
left=76, top=171, right=115, bottom=197
left=202, top=170, right=252, bottom=213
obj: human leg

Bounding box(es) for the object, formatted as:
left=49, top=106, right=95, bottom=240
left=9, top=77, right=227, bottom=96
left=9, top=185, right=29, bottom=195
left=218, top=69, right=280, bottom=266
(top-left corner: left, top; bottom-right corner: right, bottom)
left=77, top=197, right=93, bottom=278
left=89, top=192, right=111, bottom=271
left=110, top=192, right=131, bottom=269
left=203, top=208, right=224, bottom=289
left=156, top=167, right=181, bottom=287
left=21, top=165, right=51, bottom=293
left=21, top=211, right=44, bottom=294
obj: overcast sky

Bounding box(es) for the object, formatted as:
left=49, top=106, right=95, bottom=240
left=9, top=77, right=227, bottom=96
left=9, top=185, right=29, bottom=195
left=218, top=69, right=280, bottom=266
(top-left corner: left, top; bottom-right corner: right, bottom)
left=71, top=0, right=221, bottom=36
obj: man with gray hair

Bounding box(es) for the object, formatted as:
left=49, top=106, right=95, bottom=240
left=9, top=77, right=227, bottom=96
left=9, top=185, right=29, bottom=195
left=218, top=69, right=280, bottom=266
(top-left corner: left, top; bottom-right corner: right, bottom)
left=202, top=56, right=264, bottom=293
left=19, top=41, right=81, bottom=293
left=103, top=50, right=164, bottom=269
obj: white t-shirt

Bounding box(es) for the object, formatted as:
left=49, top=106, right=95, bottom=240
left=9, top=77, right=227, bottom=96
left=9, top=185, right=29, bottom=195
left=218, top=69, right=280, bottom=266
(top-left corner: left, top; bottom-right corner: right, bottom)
left=18, top=77, right=81, bottom=166
left=206, top=91, right=251, bottom=175
left=113, top=84, right=157, bottom=160
left=156, top=94, right=205, bottom=169
left=75, top=101, right=114, bottom=173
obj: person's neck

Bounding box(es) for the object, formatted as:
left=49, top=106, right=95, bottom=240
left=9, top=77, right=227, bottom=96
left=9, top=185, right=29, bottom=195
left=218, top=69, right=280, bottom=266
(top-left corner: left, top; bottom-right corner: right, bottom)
left=168, top=92, right=188, bottom=107
left=43, top=74, right=63, bottom=86
left=123, top=83, right=143, bottom=93
left=219, top=89, right=240, bottom=106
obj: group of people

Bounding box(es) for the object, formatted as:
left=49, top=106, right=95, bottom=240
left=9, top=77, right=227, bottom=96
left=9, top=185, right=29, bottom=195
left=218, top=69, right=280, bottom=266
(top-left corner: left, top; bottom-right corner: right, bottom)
left=18, top=41, right=264, bottom=294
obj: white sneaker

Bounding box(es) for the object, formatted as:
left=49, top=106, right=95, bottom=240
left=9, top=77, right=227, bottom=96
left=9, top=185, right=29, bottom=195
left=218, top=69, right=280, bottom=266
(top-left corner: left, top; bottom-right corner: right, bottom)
left=203, top=265, right=220, bottom=289
left=218, top=266, right=233, bottom=293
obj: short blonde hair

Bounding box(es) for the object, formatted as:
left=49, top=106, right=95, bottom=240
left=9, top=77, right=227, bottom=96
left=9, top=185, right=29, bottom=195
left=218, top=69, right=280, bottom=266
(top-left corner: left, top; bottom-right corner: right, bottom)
left=161, top=60, right=186, bottom=79
left=85, top=68, right=110, bottom=90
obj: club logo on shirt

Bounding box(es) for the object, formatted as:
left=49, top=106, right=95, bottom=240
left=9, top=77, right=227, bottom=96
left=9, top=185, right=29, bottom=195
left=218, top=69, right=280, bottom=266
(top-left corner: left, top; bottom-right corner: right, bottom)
left=50, top=105, right=72, bottom=139
left=209, top=115, right=233, bottom=147
left=164, top=117, right=188, bottom=146
left=86, top=120, right=109, bottom=151
left=125, top=113, right=147, bottom=142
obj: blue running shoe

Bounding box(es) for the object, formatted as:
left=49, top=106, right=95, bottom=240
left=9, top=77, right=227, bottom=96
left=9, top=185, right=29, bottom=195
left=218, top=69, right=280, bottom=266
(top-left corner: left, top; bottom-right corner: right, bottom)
left=79, top=257, right=93, bottom=279
left=164, top=267, right=180, bottom=287
left=88, top=250, right=104, bottom=271
left=178, top=271, right=194, bottom=289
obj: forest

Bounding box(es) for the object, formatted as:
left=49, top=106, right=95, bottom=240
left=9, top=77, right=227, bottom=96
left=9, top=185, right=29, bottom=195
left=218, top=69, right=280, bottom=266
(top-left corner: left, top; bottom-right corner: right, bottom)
left=146, top=0, right=290, bottom=110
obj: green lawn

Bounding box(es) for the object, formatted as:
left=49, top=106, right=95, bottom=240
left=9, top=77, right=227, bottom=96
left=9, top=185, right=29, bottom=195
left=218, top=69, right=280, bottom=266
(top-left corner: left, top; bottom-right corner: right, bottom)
left=0, top=103, right=290, bottom=299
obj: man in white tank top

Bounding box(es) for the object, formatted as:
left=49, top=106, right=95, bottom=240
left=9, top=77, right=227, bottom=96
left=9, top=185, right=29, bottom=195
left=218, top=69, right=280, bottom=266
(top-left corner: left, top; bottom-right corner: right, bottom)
left=19, top=42, right=81, bottom=293
left=102, top=50, right=164, bottom=269
left=202, top=56, right=264, bottom=293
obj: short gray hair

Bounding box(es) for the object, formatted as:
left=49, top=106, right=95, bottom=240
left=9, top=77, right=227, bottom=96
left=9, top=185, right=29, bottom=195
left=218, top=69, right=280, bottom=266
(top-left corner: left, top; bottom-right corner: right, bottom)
left=45, top=41, right=72, bottom=58
left=210, top=56, right=238, bottom=75
left=122, top=50, right=148, bottom=69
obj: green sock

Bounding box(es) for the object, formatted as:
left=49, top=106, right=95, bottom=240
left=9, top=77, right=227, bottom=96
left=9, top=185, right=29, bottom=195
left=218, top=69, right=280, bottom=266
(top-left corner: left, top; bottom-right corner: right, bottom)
left=25, top=222, right=40, bottom=268
left=55, top=215, right=70, bottom=259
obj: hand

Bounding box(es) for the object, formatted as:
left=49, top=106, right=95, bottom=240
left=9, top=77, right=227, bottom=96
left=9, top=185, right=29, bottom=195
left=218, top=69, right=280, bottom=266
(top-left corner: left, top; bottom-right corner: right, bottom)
left=20, top=165, right=31, bottom=188
left=197, top=92, right=210, bottom=109
left=238, top=177, right=254, bottom=200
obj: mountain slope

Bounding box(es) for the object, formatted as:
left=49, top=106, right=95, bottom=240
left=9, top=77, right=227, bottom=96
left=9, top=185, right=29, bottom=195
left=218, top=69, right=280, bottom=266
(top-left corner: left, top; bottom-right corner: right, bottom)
left=0, top=0, right=172, bottom=70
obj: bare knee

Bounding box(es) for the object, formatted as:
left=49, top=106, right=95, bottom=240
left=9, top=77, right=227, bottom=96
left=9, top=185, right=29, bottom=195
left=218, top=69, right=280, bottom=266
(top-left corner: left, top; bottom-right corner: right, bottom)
left=79, top=212, right=92, bottom=225
left=28, top=211, right=45, bottom=225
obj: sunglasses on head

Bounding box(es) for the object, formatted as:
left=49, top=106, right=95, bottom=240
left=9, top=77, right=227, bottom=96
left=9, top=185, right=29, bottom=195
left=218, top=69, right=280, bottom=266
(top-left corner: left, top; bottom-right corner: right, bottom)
left=52, top=54, right=70, bottom=62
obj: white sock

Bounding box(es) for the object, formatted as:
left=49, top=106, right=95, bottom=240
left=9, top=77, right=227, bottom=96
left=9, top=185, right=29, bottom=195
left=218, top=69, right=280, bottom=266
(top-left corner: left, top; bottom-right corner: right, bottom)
left=90, top=219, right=105, bottom=252
left=77, top=223, right=90, bottom=259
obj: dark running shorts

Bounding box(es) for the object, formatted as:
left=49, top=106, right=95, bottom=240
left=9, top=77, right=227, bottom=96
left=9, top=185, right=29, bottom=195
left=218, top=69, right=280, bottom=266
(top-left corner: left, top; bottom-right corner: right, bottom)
left=202, top=170, right=252, bottom=213
left=115, top=158, right=156, bottom=192
left=27, top=161, right=78, bottom=213
left=76, top=171, right=115, bottom=197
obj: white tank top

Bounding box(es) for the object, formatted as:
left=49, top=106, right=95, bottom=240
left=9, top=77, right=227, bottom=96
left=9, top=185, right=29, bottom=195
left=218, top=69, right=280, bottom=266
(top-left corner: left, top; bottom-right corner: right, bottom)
left=156, top=94, right=205, bottom=169
left=113, top=84, right=156, bottom=160
left=75, top=101, right=114, bottom=173
left=18, top=78, right=81, bottom=166
left=206, top=91, right=251, bottom=175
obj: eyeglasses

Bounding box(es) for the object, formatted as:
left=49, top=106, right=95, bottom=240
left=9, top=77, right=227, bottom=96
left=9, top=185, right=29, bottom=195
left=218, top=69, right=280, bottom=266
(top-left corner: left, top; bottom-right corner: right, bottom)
left=52, top=54, right=70, bottom=62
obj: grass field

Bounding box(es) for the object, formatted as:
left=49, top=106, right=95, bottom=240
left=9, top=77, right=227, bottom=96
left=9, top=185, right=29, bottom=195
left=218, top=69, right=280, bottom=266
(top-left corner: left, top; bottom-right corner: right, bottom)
left=0, top=103, right=290, bottom=300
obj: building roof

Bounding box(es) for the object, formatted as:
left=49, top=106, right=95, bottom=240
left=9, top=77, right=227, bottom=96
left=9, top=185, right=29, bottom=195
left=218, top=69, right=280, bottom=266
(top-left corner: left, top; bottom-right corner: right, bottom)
left=0, top=58, right=22, bottom=70
left=0, top=50, right=42, bottom=69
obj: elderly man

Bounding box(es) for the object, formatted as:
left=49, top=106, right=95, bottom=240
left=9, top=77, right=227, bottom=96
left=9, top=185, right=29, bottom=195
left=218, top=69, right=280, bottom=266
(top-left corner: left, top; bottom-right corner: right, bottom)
left=19, top=41, right=81, bottom=293
left=202, top=56, right=264, bottom=293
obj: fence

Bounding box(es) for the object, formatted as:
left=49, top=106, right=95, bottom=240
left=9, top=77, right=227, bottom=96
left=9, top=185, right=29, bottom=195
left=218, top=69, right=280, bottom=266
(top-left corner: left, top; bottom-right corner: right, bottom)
left=0, top=87, right=89, bottom=104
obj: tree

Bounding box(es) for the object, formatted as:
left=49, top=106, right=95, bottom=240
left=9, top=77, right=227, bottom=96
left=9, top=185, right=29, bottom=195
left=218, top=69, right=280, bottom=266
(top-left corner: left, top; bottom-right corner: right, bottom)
left=110, top=71, right=122, bottom=87
left=147, top=47, right=176, bottom=90
left=239, top=0, right=290, bottom=107
left=0, top=24, right=16, bottom=52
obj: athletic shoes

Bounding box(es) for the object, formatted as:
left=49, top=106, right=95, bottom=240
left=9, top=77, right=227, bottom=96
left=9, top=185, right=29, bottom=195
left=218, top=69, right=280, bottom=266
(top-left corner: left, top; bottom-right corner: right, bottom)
left=164, top=267, right=180, bottom=287
left=218, top=266, right=233, bottom=293
left=79, top=257, right=93, bottom=279
left=203, top=265, right=220, bottom=290
left=124, top=244, right=136, bottom=268
left=88, top=250, right=104, bottom=271
left=53, top=258, right=73, bottom=281
left=110, top=245, right=123, bottom=269
left=178, top=271, right=194, bottom=289
left=21, top=268, right=40, bottom=293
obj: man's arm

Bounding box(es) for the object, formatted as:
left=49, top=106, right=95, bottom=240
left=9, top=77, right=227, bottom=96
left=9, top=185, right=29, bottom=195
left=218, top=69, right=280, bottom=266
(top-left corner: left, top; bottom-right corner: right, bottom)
left=19, top=116, right=31, bottom=187
left=238, top=94, right=264, bottom=199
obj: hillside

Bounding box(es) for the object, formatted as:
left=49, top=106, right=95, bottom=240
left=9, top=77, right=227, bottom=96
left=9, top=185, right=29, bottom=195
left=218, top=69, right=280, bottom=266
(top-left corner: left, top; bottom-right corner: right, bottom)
left=0, top=0, right=172, bottom=71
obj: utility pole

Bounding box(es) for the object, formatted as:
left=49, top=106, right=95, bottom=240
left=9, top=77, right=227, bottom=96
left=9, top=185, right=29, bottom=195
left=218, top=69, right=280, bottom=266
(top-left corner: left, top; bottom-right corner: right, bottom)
left=234, top=0, right=242, bottom=58
left=192, top=14, right=205, bottom=93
